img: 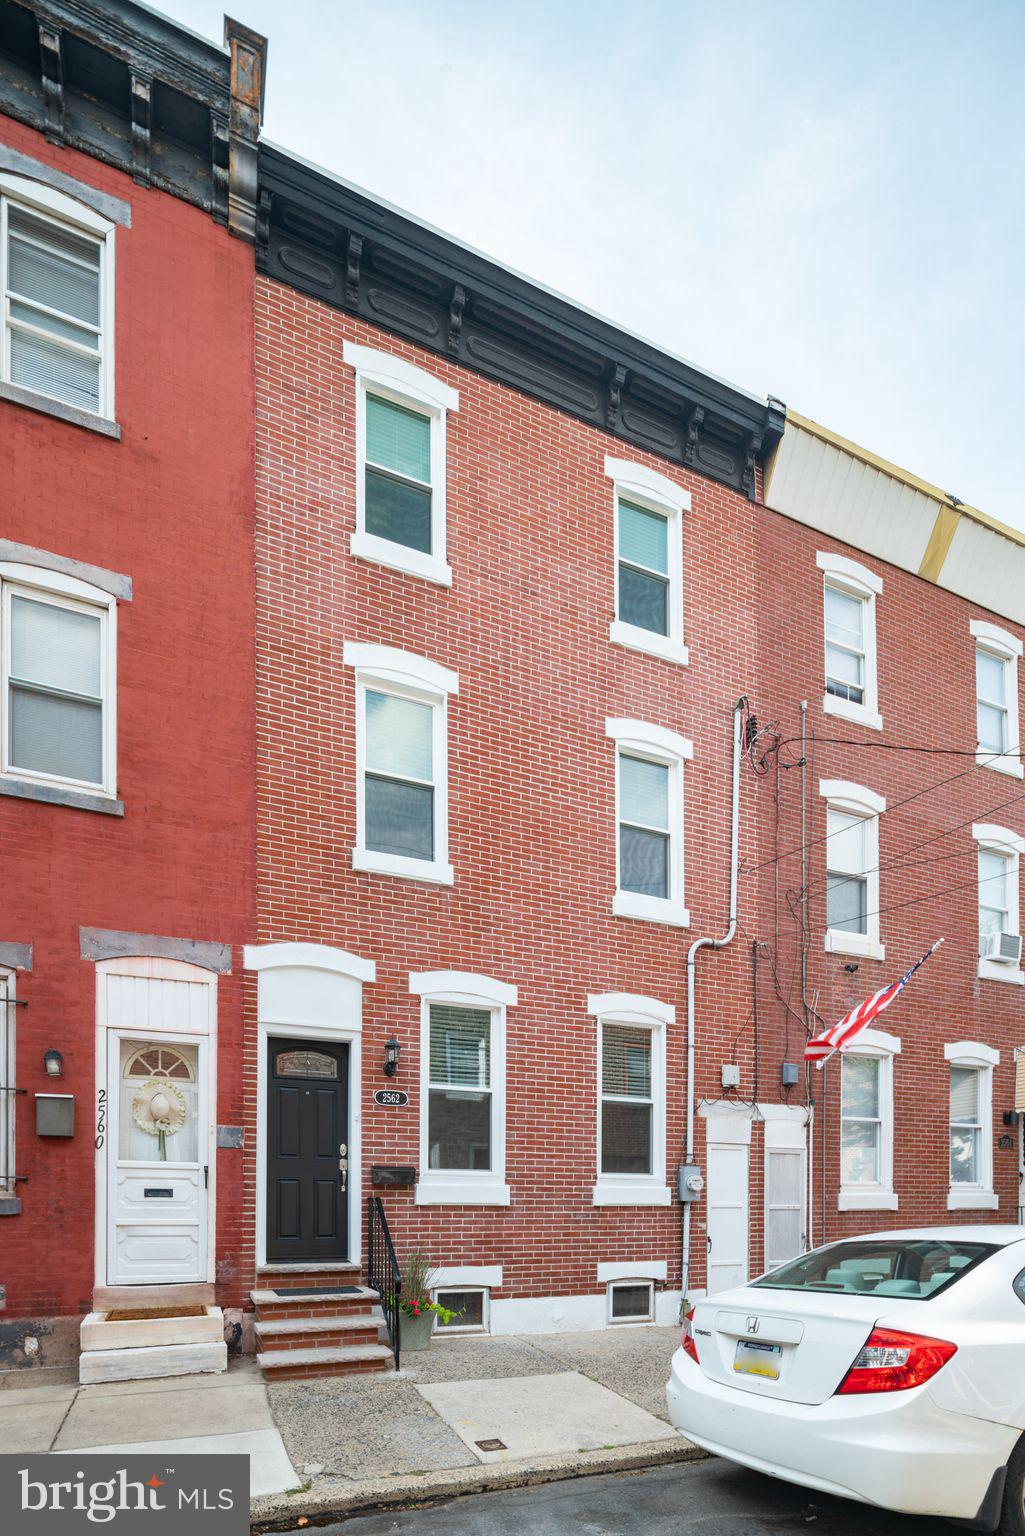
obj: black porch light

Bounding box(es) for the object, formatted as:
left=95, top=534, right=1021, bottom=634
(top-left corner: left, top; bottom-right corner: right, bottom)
left=43, top=1048, right=64, bottom=1078
left=383, top=1036, right=401, bottom=1077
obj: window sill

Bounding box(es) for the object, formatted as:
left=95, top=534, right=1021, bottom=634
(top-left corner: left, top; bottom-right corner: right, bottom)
left=592, top=1180, right=672, bottom=1207
left=350, top=530, right=452, bottom=588
left=976, top=750, right=1024, bottom=779
left=609, top=621, right=689, bottom=667
left=416, top=1178, right=510, bottom=1206
left=977, top=960, right=1024, bottom=986
left=612, top=891, right=690, bottom=928
left=0, top=776, right=123, bottom=816
left=947, top=1188, right=998, bottom=1210
left=824, top=931, right=885, bottom=961
left=352, top=848, right=454, bottom=885
left=823, top=693, right=882, bottom=733
left=0, top=1195, right=22, bottom=1216
left=0, top=379, right=120, bottom=440
left=838, top=1188, right=898, bottom=1211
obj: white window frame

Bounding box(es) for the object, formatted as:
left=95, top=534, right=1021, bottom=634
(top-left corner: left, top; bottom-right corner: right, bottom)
left=820, top=779, right=885, bottom=961
left=973, top=823, right=1024, bottom=985
left=607, top=718, right=692, bottom=927
left=971, top=621, right=1022, bottom=779
left=606, top=1277, right=655, bottom=1325
left=817, top=552, right=882, bottom=732
left=605, top=456, right=690, bottom=666
left=344, top=642, right=457, bottom=885
left=837, top=1027, right=900, bottom=1212
left=432, top=1284, right=490, bottom=1335
left=411, top=971, right=514, bottom=1207
left=589, top=992, right=672, bottom=1207
left=0, top=172, right=116, bottom=423
left=344, top=342, right=457, bottom=587
left=0, top=966, right=15, bottom=1195
left=1, top=561, right=118, bottom=800
left=944, top=1040, right=998, bottom=1210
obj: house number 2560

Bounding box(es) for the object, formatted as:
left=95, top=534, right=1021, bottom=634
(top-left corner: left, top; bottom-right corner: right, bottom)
left=95, top=1088, right=106, bottom=1149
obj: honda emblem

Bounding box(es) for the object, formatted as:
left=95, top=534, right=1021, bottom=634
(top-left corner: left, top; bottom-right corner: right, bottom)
left=745, top=1316, right=759, bottom=1334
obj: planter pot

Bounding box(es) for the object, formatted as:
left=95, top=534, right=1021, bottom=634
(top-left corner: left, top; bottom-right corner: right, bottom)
left=400, top=1310, right=435, bottom=1352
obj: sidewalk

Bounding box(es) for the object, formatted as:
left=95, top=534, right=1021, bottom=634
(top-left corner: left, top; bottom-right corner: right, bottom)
left=0, top=1327, right=701, bottom=1526
left=0, top=1358, right=299, bottom=1500
left=254, top=1324, right=701, bottom=1526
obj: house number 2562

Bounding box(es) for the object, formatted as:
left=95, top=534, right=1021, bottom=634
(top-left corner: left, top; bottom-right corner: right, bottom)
left=95, top=1088, right=106, bottom=1149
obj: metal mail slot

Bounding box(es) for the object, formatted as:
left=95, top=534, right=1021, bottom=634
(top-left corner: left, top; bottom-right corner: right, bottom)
left=371, top=1165, right=416, bottom=1187
left=144, top=1188, right=174, bottom=1198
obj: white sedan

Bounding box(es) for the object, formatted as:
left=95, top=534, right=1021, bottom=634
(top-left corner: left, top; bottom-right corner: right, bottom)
left=667, top=1227, right=1025, bottom=1531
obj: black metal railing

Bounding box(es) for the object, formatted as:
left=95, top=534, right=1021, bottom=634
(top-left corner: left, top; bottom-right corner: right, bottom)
left=367, top=1195, right=401, bottom=1369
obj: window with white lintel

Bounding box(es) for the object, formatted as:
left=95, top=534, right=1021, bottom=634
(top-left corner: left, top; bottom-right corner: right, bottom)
left=945, top=1041, right=998, bottom=1210
left=817, top=552, right=882, bottom=732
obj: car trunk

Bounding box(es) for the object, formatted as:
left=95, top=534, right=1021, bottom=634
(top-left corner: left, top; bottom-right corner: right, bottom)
left=692, top=1289, right=882, bottom=1405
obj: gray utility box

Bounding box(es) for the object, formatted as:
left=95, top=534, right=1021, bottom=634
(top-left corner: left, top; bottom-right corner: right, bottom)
left=36, top=1093, right=75, bottom=1137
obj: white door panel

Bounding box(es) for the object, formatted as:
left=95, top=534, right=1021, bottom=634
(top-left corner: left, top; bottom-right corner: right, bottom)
left=706, top=1141, right=749, bottom=1294
left=765, top=1146, right=807, bottom=1271
left=113, top=1224, right=203, bottom=1284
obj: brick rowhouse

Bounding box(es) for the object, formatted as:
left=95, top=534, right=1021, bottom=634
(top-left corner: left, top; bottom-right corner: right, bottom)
left=0, top=1, right=265, bottom=1369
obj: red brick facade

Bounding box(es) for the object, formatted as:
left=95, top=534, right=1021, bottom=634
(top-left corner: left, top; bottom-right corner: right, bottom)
left=0, top=115, right=256, bottom=1349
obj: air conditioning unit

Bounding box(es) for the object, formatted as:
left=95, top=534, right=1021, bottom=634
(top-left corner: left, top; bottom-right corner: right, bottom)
left=981, top=931, right=1023, bottom=965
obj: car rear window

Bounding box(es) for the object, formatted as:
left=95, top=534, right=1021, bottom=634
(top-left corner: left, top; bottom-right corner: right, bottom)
left=753, top=1239, right=996, bottom=1300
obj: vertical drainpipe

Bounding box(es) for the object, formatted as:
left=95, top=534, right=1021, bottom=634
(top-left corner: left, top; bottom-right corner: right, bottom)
left=681, top=698, right=744, bottom=1307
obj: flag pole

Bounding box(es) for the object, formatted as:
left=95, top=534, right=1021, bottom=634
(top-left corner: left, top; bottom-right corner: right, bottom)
left=813, top=938, right=944, bottom=1071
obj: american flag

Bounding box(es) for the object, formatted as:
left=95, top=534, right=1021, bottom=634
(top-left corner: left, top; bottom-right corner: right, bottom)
left=805, top=940, right=943, bottom=1068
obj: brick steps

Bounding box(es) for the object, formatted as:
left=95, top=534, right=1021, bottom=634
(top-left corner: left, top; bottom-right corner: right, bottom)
left=256, top=1343, right=393, bottom=1380
left=254, top=1314, right=380, bottom=1351
left=251, top=1270, right=391, bottom=1380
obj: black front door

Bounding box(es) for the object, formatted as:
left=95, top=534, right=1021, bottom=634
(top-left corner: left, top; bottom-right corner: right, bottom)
left=267, top=1038, right=349, bottom=1262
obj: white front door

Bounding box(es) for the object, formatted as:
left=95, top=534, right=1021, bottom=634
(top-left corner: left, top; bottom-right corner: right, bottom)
left=705, top=1121, right=750, bottom=1295
left=765, top=1142, right=807, bottom=1271
left=107, top=1033, right=208, bottom=1285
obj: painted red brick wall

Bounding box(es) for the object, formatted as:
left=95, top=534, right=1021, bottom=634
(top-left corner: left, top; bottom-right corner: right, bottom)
left=0, top=117, right=257, bottom=1323
left=251, top=274, right=763, bottom=1308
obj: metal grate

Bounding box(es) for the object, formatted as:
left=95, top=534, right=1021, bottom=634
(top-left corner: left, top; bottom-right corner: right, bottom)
left=0, top=982, right=27, bottom=1191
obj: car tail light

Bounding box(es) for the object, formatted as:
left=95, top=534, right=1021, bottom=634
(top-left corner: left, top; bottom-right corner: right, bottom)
left=681, top=1307, right=699, bottom=1363
left=836, top=1327, right=956, bottom=1395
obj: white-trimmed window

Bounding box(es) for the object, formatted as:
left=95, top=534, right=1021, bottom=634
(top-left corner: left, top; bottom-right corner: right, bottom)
left=1, top=563, right=117, bottom=798
left=820, top=780, right=884, bottom=961
left=412, top=972, right=514, bottom=1206
left=971, top=621, right=1022, bottom=779
left=590, top=993, right=672, bottom=1207
left=0, top=966, right=15, bottom=1196
left=344, top=643, right=457, bottom=885
left=607, top=718, right=691, bottom=927
left=1, top=173, right=115, bottom=421
left=606, top=456, right=690, bottom=666
left=344, top=342, right=457, bottom=587
left=433, top=1287, right=489, bottom=1333
left=817, top=552, right=882, bottom=732
left=606, top=1278, right=654, bottom=1324
left=973, top=823, right=1024, bottom=984
left=838, top=1027, right=899, bottom=1212
left=945, top=1041, right=998, bottom=1210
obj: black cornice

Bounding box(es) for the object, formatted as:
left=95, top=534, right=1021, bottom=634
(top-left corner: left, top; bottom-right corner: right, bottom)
left=0, top=0, right=265, bottom=234
left=258, top=142, right=785, bottom=499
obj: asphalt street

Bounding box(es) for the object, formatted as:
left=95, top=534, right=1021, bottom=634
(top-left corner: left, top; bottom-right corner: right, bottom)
left=314, top=1458, right=951, bottom=1535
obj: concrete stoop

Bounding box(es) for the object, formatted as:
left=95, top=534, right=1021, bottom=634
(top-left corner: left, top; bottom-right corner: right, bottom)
left=252, top=1265, right=392, bottom=1381
left=78, top=1289, right=227, bottom=1384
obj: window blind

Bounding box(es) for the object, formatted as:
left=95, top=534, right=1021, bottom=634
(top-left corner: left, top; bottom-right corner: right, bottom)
left=366, top=394, right=431, bottom=484
left=619, top=500, right=667, bottom=574
left=950, top=1066, right=980, bottom=1123
left=602, top=1024, right=651, bottom=1098
left=429, top=1005, right=491, bottom=1089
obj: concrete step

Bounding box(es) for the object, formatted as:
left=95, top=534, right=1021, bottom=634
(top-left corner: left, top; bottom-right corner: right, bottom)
left=92, top=1282, right=216, bottom=1311
left=80, top=1339, right=227, bottom=1386
left=256, top=1343, right=393, bottom=1380
left=81, top=1305, right=223, bottom=1353
left=254, top=1314, right=380, bottom=1351
left=257, top=1262, right=361, bottom=1285
left=250, top=1285, right=379, bottom=1320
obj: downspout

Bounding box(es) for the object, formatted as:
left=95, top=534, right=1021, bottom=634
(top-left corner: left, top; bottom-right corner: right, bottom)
left=681, top=697, right=744, bottom=1308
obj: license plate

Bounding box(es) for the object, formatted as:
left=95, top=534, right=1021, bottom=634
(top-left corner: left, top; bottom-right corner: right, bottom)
left=734, top=1339, right=782, bottom=1379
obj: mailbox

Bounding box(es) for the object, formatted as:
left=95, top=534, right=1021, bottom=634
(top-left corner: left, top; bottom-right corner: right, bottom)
left=36, top=1093, right=75, bottom=1137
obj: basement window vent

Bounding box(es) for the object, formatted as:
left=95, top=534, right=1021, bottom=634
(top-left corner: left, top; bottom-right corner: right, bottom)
left=607, top=1279, right=654, bottom=1324
left=433, top=1287, right=488, bottom=1334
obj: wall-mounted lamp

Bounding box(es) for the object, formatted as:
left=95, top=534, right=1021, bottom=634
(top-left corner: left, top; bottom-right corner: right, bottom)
left=43, top=1049, right=64, bottom=1079
left=1003, top=1109, right=1022, bottom=1127
left=383, top=1037, right=401, bottom=1078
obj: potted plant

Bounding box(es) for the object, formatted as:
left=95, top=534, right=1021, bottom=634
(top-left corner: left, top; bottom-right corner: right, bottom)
left=391, top=1250, right=458, bottom=1352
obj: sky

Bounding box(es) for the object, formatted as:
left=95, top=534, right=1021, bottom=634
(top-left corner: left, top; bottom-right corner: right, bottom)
left=161, top=0, right=1025, bottom=526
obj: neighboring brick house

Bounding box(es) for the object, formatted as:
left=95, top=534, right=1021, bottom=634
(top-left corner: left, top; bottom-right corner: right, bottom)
left=0, top=0, right=265, bottom=1370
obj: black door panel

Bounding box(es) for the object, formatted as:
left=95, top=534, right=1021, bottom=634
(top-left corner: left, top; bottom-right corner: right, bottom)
left=267, top=1038, right=348, bottom=1261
